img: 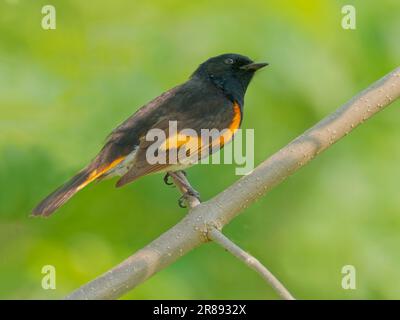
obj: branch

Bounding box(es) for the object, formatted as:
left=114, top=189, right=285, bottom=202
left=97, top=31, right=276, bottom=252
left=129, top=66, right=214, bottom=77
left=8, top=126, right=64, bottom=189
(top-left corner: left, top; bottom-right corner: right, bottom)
left=208, top=228, right=295, bottom=300
left=168, top=171, right=293, bottom=299
left=66, top=67, right=400, bottom=300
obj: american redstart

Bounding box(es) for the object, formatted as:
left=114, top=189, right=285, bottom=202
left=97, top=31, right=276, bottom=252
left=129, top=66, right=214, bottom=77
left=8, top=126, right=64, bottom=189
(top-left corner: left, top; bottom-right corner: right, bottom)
left=32, top=53, right=268, bottom=216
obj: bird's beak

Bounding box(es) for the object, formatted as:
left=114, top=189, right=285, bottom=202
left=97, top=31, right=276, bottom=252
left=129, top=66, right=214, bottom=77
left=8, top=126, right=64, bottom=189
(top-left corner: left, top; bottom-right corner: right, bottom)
left=240, top=62, right=269, bottom=71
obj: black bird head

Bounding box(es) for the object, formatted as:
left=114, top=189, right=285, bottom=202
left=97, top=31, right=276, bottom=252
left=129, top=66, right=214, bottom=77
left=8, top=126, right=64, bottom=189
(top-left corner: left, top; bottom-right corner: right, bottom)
left=192, top=53, right=268, bottom=105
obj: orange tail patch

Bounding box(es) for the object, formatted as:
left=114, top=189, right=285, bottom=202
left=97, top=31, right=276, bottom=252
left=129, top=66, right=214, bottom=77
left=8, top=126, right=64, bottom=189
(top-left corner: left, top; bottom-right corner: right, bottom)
left=76, top=157, right=125, bottom=191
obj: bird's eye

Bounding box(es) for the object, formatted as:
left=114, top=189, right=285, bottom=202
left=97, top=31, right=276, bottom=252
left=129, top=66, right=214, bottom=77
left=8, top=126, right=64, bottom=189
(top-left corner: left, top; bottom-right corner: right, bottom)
left=224, top=58, right=234, bottom=65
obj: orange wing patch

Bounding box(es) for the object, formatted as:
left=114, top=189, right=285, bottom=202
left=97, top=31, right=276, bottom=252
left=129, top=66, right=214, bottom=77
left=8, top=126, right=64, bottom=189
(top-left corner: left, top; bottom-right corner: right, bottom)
left=76, top=157, right=125, bottom=191
left=147, top=102, right=242, bottom=165
left=158, top=102, right=242, bottom=163
left=159, top=133, right=202, bottom=151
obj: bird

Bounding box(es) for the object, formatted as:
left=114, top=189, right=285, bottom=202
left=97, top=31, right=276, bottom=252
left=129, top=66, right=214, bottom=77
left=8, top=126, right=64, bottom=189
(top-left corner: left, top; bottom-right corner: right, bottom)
left=32, top=53, right=268, bottom=217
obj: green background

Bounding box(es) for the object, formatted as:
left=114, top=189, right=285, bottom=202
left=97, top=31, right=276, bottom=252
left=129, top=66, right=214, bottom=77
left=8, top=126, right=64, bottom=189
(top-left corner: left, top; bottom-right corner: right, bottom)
left=0, top=0, right=399, bottom=299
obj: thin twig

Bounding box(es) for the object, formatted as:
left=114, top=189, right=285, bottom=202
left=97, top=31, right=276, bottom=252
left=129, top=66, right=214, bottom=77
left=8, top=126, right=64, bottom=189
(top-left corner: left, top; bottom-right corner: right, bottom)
left=208, top=228, right=295, bottom=300
left=66, top=67, right=400, bottom=300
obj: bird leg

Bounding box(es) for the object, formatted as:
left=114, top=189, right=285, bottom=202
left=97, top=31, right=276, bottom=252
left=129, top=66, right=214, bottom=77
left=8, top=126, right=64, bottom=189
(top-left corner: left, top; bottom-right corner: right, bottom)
left=166, top=171, right=201, bottom=208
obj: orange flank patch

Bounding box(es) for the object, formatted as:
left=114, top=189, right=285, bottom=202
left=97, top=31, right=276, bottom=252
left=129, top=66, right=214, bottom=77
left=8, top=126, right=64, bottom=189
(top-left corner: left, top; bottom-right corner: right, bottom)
left=217, top=101, right=241, bottom=147
left=76, top=157, right=125, bottom=191
left=197, top=102, right=241, bottom=158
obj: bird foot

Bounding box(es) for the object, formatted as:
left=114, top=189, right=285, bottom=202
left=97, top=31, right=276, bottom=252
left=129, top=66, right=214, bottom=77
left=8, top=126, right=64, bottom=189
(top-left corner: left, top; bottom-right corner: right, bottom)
left=178, top=189, right=201, bottom=208
left=164, top=171, right=200, bottom=208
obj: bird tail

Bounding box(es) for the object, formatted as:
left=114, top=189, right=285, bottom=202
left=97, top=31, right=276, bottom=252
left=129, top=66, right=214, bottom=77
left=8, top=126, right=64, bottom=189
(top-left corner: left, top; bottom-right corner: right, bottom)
left=32, top=155, right=126, bottom=217
left=31, top=168, right=93, bottom=217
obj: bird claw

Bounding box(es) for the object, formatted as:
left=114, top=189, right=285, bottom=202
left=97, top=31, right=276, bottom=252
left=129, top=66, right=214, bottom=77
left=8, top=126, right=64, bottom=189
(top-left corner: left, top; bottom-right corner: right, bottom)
left=163, top=173, right=174, bottom=186
left=178, top=195, right=187, bottom=208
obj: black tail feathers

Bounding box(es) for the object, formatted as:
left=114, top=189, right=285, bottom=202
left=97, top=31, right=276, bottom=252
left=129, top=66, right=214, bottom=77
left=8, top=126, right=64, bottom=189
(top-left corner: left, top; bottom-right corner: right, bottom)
left=31, top=169, right=90, bottom=217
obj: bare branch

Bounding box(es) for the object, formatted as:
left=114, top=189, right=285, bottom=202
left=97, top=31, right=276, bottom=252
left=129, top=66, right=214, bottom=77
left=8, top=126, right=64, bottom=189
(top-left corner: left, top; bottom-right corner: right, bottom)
left=170, top=172, right=292, bottom=299
left=208, top=228, right=295, bottom=300
left=66, top=67, right=400, bottom=300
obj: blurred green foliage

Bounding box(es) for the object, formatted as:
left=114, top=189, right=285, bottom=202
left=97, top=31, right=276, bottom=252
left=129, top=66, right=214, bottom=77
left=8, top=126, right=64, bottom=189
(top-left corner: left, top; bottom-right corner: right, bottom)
left=0, top=0, right=399, bottom=299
